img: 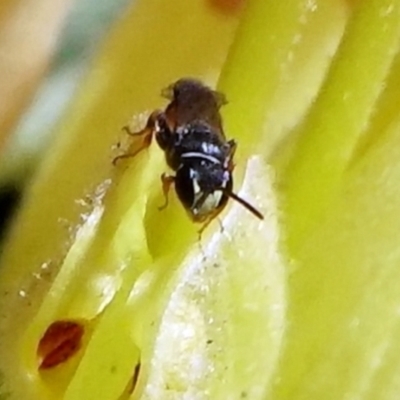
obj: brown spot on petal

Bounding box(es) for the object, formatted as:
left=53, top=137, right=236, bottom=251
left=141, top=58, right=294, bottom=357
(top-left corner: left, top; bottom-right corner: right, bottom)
left=118, top=362, right=141, bottom=399
left=208, top=0, right=246, bottom=15
left=37, top=320, right=84, bottom=370
left=128, top=364, right=140, bottom=394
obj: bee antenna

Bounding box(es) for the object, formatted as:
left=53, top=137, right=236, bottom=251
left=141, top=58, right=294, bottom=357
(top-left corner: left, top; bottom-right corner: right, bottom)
left=223, top=190, right=264, bottom=220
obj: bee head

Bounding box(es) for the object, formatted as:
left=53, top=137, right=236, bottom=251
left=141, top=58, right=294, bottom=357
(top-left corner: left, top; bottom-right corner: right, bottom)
left=174, top=160, right=232, bottom=222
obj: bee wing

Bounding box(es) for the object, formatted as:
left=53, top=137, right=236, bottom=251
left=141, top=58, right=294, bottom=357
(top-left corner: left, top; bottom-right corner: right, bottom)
left=161, top=83, right=174, bottom=100
left=212, top=90, right=228, bottom=109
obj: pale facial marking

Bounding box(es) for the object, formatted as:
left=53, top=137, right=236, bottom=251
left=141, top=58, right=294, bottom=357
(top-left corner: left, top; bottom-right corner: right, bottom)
left=193, top=191, right=223, bottom=217
left=188, top=167, right=228, bottom=217
left=201, top=142, right=219, bottom=155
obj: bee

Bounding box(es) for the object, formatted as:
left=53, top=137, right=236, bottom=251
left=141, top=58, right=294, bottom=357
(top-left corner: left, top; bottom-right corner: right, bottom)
left=114, top=78, right=263, bottom=226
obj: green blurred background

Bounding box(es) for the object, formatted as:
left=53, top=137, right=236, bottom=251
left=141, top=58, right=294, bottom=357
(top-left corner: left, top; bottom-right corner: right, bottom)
left=0, top=0, right=129, bottom=242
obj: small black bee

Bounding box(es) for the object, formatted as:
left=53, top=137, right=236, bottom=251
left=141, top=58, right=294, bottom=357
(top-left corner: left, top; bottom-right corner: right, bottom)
left=114, top=78, right=263, bottom=226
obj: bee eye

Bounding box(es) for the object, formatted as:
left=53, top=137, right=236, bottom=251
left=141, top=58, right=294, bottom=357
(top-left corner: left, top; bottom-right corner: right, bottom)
left=174, top=166, right=197, bottom=210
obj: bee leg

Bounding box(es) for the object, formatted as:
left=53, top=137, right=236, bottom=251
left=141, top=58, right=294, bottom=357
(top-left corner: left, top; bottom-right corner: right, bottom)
left=226, top=139, right=237, bottom=171
left=227, top=139, right=237, bottom=155
left=197, top=210, right=221, bottom=239
left=122, top=109, right=164, bottom=136
left=197, top=221, right=209, bottom=240
left=158, top=173, right=175, bottom=210
left=113, top=110, right=164, bottom=165
left=216, top=217, right=225, bottom=234
left=197, top=216, right=215, bottom=243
